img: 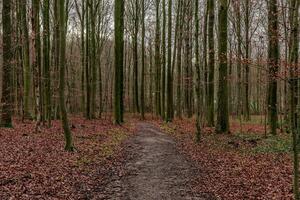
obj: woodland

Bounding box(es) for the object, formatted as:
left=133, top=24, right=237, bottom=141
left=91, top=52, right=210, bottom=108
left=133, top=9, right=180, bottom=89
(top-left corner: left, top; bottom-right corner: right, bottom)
left=0, top=0, right=300, bottom=199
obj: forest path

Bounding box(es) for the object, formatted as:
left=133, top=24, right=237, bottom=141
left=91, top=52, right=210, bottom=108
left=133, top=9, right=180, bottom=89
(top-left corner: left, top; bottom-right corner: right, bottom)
left=112, top=122, right=208, bottom=200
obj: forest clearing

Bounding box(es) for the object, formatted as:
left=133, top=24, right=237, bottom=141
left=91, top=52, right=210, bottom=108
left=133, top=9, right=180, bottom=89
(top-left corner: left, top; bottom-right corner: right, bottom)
left=1, top=0, right=300, bottom=199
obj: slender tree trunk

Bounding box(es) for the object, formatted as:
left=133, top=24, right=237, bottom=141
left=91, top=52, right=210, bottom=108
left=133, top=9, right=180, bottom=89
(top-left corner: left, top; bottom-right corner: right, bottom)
left=207, top=0, right=215, bottom=126
left=53, top=0, right=61, bottom=120
left=176, top=0, right=184, bottom=119
left=203, top=1, right=208, bottom=115
left=16, top=1, right=23, bottom=117
left=155, top=0, right=162, bottom=116
left=32, top=0, right=42, bottom=130
left=166, top=0, right=173, bottom=122
left=81, top=4, right=86, bottom=115
left=114, top=0, right=125, bottom=124
left=171, top=0, right=180, bottom=118
left=85, top=0, right=91, bottom=119
left=133, top=0, right=140, bottom=113
left=20, top=1, right=31, bottom=119
left=1, top=0, right=13, bottom=127
left=184, top=0, right=192, bottom=118
left=195, top=0, right=201, bottom=142
left=141, top=0, right=146, bottom=119
left=161, top=0, right=166, bottom=119
left=289, top=0, right=300, bottom=198
left=234, top=0, right=243, bottom=119
left=90, top=1, right=97, bottom=119
left=267, top=0, right=279, bottom=135
left=216, top=0, right=229, bottom=133
left=43, top=0, right=51, bottom=126
left=244, top=0, right=251, bottom=120
left=149, top=40, right=154, bottom=113
left=58, top=0, right=74, bottom=151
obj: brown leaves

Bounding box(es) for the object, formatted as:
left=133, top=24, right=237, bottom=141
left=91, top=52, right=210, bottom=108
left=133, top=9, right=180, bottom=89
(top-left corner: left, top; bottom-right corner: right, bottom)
left=156, top=119, right=294, bottom=200
left=0, top=117, right=135, bottom=199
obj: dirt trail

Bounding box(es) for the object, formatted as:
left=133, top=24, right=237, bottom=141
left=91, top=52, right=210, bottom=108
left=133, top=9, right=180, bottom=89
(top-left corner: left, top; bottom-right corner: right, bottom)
left=101, top=122, right=213, bottom=200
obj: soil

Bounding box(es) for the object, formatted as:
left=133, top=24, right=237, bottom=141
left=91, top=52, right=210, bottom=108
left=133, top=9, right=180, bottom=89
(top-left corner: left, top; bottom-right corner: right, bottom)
left=100, top=122, right=216, bottom=200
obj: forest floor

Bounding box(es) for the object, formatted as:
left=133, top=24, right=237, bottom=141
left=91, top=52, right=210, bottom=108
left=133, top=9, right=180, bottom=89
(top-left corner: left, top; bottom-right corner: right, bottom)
left=153, top=117, right=294, bottom=199
left=0, top=116, right=137, bottom=200
left=0, top=115, right=296, bottom=199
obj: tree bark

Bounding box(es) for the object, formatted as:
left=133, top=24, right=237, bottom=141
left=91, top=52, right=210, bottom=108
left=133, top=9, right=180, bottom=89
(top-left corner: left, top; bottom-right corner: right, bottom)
left=166, top=0, right=173, bottom=122
left=1, top=0, right=13, bottom=127
left=267, top=0, right=279, bottom=135
left=58, top=0, right=74, bottom=151
left=207, top=0, right=215, bottom=127
left=114, top=0, right=125, bottom=124
left=43, top=0, right=51, bottom=126
left=216, top=0, right=229, bottom=133
left=195, top=0, right=202, bottom=142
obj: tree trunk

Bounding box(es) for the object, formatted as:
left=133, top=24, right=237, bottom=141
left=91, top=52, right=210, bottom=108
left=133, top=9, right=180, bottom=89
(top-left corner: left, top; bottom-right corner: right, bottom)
left=216, top=0, right=229, bottom=133
left=43, top=0, right=51, bottom=126
left=166, top=0, right=173, bottom=122
left=289, top=0, right=300, bottom=198
left=267, top=0, right=279, bottom=135
left=85, top=0, right=91, bottom=119
left=114, top=0, right=125, bottom=124
left=141, top=0, right=146, bottom=119
left=207, top=0, right=215, bottom=127
left=155, top=0, right=162, bottom=116
left=1, top=0, right=13, bottom=127
left=195, top=0, right=201, bottom=142
left=32, top=0, right=42, bottom=130
left=20, top=1, right=31, bottom=119
left=244, top=0, right=251, bottom=120
left=90, top=1, right=97, bottom=119
left=234, top=0, right=243, bottom=119
left=58, top=0, right=74, bottom=151
left=161, top=0, right=166, bottom=119
left=176, top=0, right=185, bottom=119
left=133, top=0, right=140, bottom=113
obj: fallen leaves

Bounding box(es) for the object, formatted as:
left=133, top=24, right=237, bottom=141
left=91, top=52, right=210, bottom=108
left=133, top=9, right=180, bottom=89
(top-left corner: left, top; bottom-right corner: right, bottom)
left=0, top=117, right=135, bottom=200
left=154, top=118, right=294, bottom=200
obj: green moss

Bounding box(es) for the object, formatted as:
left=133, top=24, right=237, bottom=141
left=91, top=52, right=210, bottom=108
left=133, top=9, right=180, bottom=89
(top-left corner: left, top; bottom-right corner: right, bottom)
left=232, top=133, right=292, bottom=154
left=253, top=135, right=291, bottom=153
